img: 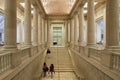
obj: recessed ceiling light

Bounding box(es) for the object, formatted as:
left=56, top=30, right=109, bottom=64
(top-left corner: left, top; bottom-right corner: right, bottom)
left=31, top=10, right=34, bottom=14
left=83, top=10, right=87, bottom=14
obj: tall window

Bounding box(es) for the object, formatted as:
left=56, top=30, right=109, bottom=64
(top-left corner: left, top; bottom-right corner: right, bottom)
left=119, top=14, right=120, bottom=41
left=22, top=22, right=25, bottom=43
left=96, top=18, right=104, bottom=44
left=17, top=20, right=21, bottom=43
left=53, top=27, right=62, bottom=46
left=0, top=13, right=4, bottom=45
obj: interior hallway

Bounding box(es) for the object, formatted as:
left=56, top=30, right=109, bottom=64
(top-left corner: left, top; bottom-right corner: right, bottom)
left=41, top=47, right=78, bottom=80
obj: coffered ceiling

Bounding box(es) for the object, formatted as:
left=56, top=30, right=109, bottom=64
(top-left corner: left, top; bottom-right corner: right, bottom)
left=17, top=0, right=106, bottom=17
left=40, top=0, right=76, bottom=15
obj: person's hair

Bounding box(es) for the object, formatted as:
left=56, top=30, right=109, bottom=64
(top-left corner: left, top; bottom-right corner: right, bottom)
left=44, top=62, right=46, bottom=66
left=51, top=64, right=54, bottom=67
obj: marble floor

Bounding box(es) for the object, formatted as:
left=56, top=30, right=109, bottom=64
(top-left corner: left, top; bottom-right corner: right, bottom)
left=41, top=72, right=78, bottom=80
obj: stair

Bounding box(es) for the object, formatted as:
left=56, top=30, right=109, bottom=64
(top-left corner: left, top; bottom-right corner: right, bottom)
left=41, top=47, right=78, bottom=80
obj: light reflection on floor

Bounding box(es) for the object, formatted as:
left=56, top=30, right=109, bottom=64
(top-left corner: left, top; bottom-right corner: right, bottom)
left=41, top=72, right=78, bottom=80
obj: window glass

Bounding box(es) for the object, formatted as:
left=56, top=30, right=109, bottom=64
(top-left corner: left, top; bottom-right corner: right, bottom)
left=0, top=13, right=4, bottom=45
left=22, top=22, right=24, bottom=43
left=119, top=14, right=120, bottom=41
left=17, top=20, right=21, bottom=43
left=96, top=18, right=104, bottom=44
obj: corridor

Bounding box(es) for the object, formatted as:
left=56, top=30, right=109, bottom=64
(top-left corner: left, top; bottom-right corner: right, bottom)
left=0, top=0, right=120, bottom=80
left=41, top=47, right=78, bottom=80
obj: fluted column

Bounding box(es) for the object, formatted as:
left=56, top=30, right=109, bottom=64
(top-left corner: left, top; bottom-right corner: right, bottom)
left=87, top=0, right=96, bottom=45
left=24, top=0, right=31, bottom=46
left=78, top=6, right=84, bottom=45
left=33, top=7, right=38, bottom=45
left=106, top=0, right=119, bottom=47
left=3, top=0, right=17, bottom=49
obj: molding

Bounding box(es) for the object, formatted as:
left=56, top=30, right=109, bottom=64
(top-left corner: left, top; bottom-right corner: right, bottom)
left=34, top=0, right=46, bottom=18
left=70, top=0, right=86, bottom=18
left=46, top=15, right=69, bottom=20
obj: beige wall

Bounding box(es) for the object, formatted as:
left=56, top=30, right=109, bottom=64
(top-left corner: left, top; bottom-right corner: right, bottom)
left=70, top=49, right=114, bottom=80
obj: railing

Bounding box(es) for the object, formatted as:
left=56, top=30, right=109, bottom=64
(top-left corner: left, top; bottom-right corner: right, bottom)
left=74, top=45, right=79, bottom=52
left=21, top=48, right=30, bottom=60
left=31, top=46, right=38, bottom=56
left=89, top=48, right=103, bottom=61
left=111, top=52, right=120, bottom=72
left=0, top=52, right=11, bottom=74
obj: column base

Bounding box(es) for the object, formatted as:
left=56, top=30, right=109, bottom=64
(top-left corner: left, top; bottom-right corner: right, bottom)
left=105, top=46, right=120, bottom=49
left=32, top=43, right=38, bottom=46
left=24, top=43, right=32, bottom=48
left=87, top=43, right=96, bottom=47
left=2, top=45, right=18, bottom=52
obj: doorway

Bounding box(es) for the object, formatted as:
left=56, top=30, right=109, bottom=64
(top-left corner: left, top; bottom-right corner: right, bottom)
left=51, top=23, right=64, bottom=47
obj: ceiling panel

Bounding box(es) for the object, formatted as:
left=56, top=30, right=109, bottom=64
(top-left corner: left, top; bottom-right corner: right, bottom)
left=40, top=0, right=76, bottom=15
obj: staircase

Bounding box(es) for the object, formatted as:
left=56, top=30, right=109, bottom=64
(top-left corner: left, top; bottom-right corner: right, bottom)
left=41, top=47, right=78, bottom=80
left=45, top=47, right=74, bottom=72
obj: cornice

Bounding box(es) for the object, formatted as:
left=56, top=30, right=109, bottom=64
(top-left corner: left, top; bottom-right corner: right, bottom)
left=46, top=15, right=69, bottom=20
left=34, top=0, right=46, bottom=18
left=70, top=0, right=86, bottom=18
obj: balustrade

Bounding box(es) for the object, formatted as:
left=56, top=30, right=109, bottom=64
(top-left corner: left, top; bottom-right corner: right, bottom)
left=0, top=52, right=11, bottom=74
left=111, top=52, right=120, bottom=72
left=89, top=48, right=103, bottom=61
left=21, top=48, right=30, bottom=60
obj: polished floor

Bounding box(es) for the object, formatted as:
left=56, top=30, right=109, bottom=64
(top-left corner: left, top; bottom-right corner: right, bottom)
left=41, top=47, right=78, bottom=80
left=41, top=72, right=78, bottom=80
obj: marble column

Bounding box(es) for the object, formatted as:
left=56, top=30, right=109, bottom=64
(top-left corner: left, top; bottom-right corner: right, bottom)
left=87, top=0, right=96, bottom=45
left=45, top=20, right=47, bottom=43
left=3, top=0, right=21, bottom=68
left=40, top=16, right=42, bottom=45
left=70, top=19, right=73, bottom=44
left=47, top=21, right=50, bottom=47
left=74, top=14, right=78, bottom=46
left=106, top=0, right=119, bottom=47
left=4, top=0, right=17, bottom=49
left=33, top=7, right=38, bottom=45
left=78, top=6, right=84, bottom=45
left=42, top=18, right=45, bottom=45
left=70, top=18, right=74, bottom=47
left=24, top=0, right=32, bottom=46
left=65, top=20, right=68, bottom=45
left=38, top=14, right=41, bottom=45
left=20, top=21, right=23, bottom=44
left=68, top=20, right=70, bottom=43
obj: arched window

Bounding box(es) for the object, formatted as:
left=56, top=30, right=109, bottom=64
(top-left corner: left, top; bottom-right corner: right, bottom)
left=0, top=13, right=4, bottom=45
